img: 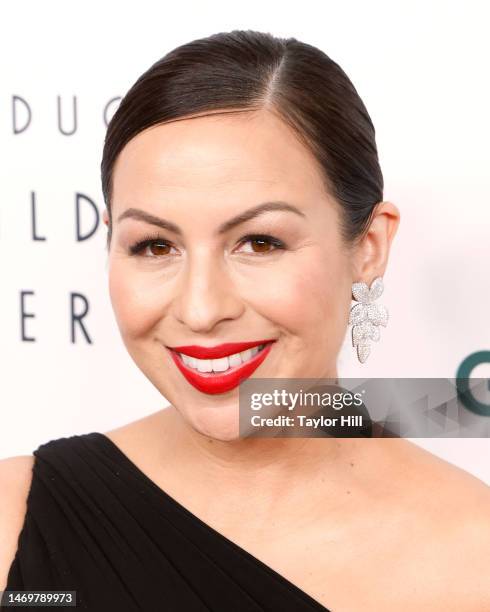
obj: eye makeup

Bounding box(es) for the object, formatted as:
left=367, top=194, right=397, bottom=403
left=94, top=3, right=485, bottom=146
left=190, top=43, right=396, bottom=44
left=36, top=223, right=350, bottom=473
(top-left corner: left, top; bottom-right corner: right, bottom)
left=127, top=233, right=287, bottom=259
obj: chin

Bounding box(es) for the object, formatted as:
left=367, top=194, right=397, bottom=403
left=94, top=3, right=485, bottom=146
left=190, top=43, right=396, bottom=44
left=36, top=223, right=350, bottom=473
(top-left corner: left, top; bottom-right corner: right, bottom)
left=187, top=405, right=242, bottom=442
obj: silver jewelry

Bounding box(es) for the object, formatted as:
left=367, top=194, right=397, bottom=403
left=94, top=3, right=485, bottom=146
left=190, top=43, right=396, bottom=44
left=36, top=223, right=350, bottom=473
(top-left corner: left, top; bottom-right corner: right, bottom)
left=349, top=276, right=389, bottom=363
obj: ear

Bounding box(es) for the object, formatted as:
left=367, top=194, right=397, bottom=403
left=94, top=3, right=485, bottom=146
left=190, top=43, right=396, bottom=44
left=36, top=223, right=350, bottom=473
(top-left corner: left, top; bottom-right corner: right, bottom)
left=102, top=209, right=109, bottom=227
left=350, top=201, right=400, bottom=284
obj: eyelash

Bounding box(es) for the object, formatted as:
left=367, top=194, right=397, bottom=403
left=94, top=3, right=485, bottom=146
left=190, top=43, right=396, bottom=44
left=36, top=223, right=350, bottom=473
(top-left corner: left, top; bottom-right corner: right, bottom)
left=128, top=233, right=286, bottom=258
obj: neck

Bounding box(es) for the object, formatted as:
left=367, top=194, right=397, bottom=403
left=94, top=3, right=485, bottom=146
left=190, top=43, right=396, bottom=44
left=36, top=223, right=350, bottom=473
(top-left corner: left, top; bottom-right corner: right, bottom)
left=161, top=402, right=359, bottom=498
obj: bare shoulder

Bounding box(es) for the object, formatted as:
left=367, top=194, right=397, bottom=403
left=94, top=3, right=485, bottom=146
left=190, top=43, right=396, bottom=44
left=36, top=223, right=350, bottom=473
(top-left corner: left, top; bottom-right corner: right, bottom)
left=422, top=444, right=490, bottom=607
left=398, top=437, right=490, bottom=513
left=389, top=440, right=490, bottom=609
left=0, top=455, right=35, bottom=590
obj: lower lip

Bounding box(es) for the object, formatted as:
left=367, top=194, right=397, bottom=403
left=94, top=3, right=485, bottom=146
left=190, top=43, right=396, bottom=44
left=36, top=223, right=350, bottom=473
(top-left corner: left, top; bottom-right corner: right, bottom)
left=168, top=342, right=275, bottom=395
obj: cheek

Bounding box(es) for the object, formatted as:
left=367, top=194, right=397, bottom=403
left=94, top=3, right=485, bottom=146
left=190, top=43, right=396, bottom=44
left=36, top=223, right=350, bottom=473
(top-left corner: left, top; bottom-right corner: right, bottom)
left=249, top=252, right=350, bottom=363
left=108, top=261, right=170, bottom=340
left=249, top=253, right=350, bottom=339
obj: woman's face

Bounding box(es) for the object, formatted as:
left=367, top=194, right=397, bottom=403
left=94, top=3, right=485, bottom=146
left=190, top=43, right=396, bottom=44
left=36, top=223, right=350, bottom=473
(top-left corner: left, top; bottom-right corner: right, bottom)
left=106, top=108, right=356, bottom=440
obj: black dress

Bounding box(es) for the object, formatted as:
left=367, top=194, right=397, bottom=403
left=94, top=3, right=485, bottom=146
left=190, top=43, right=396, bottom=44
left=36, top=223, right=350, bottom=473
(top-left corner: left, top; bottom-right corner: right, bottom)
left=3, top=433, right=331, bottom=611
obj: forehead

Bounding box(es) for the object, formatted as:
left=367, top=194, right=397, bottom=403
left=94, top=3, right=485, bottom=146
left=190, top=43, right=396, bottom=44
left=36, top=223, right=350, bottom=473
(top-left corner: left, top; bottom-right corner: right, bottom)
left=111, top=109, right=328, bottom=212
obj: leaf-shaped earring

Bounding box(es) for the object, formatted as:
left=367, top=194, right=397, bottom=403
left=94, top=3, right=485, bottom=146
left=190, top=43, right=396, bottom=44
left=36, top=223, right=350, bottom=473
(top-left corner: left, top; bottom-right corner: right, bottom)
left=349, top=276, right=389, bottom=363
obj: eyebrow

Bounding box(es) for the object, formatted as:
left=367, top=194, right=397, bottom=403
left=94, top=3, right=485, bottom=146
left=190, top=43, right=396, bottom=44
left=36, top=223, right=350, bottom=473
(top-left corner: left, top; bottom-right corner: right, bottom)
left=116, top=201, right=306, bottom=236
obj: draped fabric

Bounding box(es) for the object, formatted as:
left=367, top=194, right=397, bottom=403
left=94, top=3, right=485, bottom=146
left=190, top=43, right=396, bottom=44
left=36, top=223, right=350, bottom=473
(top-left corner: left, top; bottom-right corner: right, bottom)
left=4, top=433, right=331, bottom=611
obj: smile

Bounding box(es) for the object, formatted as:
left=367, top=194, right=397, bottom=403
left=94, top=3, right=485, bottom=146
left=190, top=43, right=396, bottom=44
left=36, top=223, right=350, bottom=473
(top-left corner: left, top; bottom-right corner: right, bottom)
left=166, top=339, right=276, bottom=395
left=179, top=344, right=265, bottom=372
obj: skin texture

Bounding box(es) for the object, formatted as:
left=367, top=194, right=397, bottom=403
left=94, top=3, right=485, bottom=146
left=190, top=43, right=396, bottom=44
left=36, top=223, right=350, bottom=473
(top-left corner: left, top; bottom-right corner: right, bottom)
left=2, top=108, right=489, bottom=610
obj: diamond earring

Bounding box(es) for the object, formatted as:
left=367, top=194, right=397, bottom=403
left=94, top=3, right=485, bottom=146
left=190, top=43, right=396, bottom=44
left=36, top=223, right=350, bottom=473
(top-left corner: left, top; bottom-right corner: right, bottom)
left=349, top=276, right=389, bottom=364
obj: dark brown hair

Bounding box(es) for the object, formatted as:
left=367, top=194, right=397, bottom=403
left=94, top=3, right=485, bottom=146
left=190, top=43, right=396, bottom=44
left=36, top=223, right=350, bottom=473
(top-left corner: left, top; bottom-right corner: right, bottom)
left=101, top=29, right=383, bottom=248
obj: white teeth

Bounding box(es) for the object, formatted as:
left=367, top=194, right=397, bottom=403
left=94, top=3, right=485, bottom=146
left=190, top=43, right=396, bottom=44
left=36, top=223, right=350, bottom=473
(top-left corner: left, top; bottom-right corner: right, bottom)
left=240, top=348, right=253, bottom=362
left=178, top=344, right=265, bottom=373
left=211, top=357, right=229, bottom=372
left=228, top=352, right=242, bottom=367
left=197, top=359, right=212, bottom=373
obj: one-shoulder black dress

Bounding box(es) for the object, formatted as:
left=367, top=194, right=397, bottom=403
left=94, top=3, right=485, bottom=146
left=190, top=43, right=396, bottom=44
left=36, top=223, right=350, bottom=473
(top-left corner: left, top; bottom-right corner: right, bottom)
left=3, top=433, right=331, bottom=611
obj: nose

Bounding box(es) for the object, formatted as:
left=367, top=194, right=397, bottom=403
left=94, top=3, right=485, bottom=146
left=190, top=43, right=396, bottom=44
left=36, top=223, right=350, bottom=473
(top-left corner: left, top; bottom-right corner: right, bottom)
left=171, top=249, right=244, bottom=333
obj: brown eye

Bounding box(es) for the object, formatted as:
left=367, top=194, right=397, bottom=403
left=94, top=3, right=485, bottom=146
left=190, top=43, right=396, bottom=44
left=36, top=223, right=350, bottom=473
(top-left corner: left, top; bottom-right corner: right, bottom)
left=148, top=242, right=171, bottom=257
left=250, top=238, right=273, bottom=253
left=236, top=235, right=285, bottom=255
left=129, top=237, right=177, bottom=258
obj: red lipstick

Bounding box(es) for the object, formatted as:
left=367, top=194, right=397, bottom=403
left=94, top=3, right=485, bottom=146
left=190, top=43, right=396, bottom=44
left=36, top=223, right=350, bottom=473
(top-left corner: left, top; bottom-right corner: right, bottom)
left=169, top=339, right=272, bottom=359
left=166, top=340, right=276, bottom=395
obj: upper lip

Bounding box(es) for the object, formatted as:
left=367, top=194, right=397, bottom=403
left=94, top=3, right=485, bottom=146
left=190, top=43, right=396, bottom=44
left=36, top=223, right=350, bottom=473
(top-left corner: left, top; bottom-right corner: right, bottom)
left=168, top=339, right=276, bottom=359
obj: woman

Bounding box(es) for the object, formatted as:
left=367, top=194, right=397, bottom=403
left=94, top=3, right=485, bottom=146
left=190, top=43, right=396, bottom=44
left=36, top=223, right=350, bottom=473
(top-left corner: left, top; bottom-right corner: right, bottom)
left=1, top=30, right=489, bottom=611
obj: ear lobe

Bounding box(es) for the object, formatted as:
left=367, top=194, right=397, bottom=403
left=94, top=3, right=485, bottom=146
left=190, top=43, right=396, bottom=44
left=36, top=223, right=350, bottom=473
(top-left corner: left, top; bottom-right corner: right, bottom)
left=102, top=209, right=109, bottom=226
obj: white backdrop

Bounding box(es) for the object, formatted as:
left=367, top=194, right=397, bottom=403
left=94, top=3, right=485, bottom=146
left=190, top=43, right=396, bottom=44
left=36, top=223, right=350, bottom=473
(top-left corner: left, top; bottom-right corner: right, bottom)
left=2, top=0, right=489, bottom=483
